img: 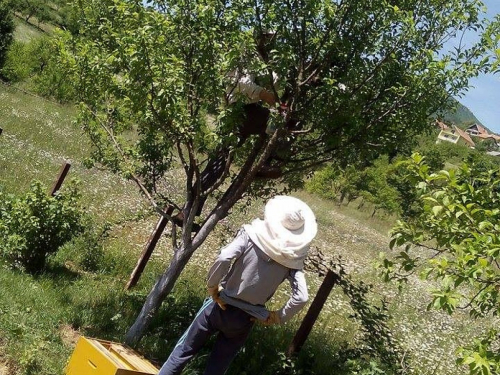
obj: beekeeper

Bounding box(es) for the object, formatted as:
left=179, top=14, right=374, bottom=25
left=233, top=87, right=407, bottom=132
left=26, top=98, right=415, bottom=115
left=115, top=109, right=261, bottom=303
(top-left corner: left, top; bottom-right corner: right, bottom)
left=158, top=195, right=317, bottom=375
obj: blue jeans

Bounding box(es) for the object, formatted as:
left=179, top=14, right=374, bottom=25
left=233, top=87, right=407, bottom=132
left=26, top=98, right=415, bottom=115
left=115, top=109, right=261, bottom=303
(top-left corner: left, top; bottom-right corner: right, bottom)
left=158, top=298, right=254, bottom=375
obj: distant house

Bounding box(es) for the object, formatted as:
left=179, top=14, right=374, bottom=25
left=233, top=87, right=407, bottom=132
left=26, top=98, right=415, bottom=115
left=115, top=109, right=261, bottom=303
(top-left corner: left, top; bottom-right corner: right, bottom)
left=476, top=132, right=500, bottom=143
left=436, top=123, right=475, bottom=148
left=465, top=123, right=488, bottom=136
left=465, top=123, right=500, bottom=146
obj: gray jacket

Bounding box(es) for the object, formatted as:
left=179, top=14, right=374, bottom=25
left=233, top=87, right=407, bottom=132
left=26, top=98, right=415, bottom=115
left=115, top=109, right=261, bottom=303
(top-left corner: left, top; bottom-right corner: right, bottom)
left=207, top=229, right=308, bottom=322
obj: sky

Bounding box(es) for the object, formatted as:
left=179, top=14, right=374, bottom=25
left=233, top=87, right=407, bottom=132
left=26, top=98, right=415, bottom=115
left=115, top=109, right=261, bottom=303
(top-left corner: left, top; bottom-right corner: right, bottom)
left=457, top=0, right=500, bottom=133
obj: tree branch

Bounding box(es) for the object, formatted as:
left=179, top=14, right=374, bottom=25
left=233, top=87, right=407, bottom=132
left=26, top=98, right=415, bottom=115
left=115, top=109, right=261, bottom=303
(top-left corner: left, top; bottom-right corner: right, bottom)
left=83, top=104, right=173, bottom=221
left=458, top=282, right=492, bottom=310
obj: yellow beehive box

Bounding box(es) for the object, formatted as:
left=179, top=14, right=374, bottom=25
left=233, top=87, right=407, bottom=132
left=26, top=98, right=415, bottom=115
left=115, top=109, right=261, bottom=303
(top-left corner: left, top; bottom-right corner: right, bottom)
left=66, top=337, right=158, bottom=375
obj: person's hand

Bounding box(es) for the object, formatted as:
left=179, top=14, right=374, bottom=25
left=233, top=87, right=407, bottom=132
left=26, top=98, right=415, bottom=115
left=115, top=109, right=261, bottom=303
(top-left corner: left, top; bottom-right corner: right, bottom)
left=253, top=310, right=281, bottom=326
left=207, top=285, right=226, bottom=310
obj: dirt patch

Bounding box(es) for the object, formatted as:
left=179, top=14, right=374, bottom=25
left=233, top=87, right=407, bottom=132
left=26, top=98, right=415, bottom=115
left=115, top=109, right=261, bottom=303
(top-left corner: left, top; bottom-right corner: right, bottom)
left=0, top=340, right=13, bottom=375
left=0, top=363, right=10, bottom=375
left=59, top=324, right=81, bottom=348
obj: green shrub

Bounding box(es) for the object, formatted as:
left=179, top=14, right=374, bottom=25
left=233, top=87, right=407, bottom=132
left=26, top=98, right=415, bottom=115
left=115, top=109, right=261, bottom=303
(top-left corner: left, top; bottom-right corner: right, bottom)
left=0, top=37, right=52, bottom=83
left=359, top=156, right=401, bottom=216
left=0, top=40, right=33, bottom=81
left=32, top=33, right=77, bottom=102
left=1, top=35, right=77, bottom=101
left=345, top=359, right=387, bottom=375
left=305, top=164, right=340, bottom=200
left=0, top=180, right=84, bottom=273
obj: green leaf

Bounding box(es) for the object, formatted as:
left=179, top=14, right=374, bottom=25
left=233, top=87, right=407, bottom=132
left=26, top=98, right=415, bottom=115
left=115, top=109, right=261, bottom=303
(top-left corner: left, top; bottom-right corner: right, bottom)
left=432, top=206, right=443, bottom=216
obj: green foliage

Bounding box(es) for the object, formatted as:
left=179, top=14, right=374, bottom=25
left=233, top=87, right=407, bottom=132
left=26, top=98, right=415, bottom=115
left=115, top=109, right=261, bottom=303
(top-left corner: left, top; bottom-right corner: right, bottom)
left=359, top=157, right=401, bottom=216
left=60, top=0, right=495, bottom=198
left=1, top=39, right=42, bottom=82
left=31, top=32, right=77, bottom=102
left=345, top=359, right=388, bottom=375
left=484, top=14, right=500, bottom=75
left=1, top=34, right=77, bottom=101
left=270, top=352, right=307, bottom=375
left=335, top=263, right=408, bottom=374
left=12, top=0, right=49, bottom=24
left=306, top=164, right=368, bottom=206
left=307, top=133, right=500, bottom=220
left=378, top=153, right=500, bottom=372
left=0, top=0, right=14, bottom=70
left=0, top=180, right=84, bottom=273
left=307, top=157, right=401, bottom=216
left=305, top=164, right=342, bottom=200
left=385, top=158, right=423, bottom=220
left=457, top=329, right=500, bottom=375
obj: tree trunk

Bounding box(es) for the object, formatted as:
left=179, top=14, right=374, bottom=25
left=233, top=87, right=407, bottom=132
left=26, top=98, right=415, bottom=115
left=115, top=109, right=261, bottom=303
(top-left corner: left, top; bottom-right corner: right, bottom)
left=357, top=199, right=365, bottom=209
left=338, top=191, right=347, bottom=206
left=124, top=132, right=278, bottom=347
left=124, top=244, right=195, bottom=347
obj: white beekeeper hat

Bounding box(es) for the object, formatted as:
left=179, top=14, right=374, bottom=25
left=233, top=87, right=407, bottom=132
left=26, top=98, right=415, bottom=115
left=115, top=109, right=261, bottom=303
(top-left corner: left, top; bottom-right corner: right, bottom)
left=244, top=196, right=317, bottom=269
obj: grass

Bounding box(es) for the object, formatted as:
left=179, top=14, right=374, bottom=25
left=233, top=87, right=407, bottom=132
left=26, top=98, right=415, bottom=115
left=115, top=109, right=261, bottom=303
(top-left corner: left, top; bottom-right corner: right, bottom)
left=0, top=83, right=147, bottom=224
left=0, top=80, right=498, bottom=375
left=13, top=15, right=54, bottom=43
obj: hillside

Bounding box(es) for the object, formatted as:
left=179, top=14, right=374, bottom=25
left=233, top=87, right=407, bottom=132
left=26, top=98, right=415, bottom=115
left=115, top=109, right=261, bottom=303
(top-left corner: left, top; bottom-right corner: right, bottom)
left=1, top=13, right=498, bottom=375
left=1, top=76, right=497, bottom=375
left=441, top=98, right=484, bottom=129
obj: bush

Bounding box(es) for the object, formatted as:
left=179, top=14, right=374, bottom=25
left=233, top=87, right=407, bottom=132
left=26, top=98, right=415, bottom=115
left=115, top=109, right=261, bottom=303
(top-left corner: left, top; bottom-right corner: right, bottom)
left=12, top=0, right=47, bottom=24
left=359, top=156, right=401, bottom=216
left=0, top=180, right=84, bottom=273
left=32, top=35, right=77, bottom=102
left=306, top=164, right=366, bottom=205
left=305, top=164, right=341, bottom=200
left=1, top=34, right=77, bottom=101
left=1, top=40, right=35, bottom=82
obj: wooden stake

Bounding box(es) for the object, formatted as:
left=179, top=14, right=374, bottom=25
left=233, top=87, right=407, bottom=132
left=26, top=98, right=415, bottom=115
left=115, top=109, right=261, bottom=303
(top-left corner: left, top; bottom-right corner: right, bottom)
left=49, top=162, right=71, bottom=196
left=287, top=269, right=340, bottom=356
left=125, top=206, right=174, bottom=290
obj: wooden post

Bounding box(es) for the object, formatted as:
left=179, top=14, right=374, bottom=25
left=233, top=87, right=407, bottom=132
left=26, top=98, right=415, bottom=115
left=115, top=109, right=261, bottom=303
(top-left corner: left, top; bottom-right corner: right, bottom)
left=49, top=162, right=71, bottom=196
left=287, top=269, right=340, bottom=356
left=125, top=206, right=174, bottom=290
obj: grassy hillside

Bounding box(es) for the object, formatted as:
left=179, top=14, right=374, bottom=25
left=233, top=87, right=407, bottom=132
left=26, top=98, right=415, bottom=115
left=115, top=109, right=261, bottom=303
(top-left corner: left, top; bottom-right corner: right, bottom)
left=0, top=15, right=497, bottom=375
left=441, top=98, right=484, bottom=129
left=0, top=84, right=145, bottom=223
left=1, top=80, right=497, bottom=375
left=13, top=16, right=54, bottom=43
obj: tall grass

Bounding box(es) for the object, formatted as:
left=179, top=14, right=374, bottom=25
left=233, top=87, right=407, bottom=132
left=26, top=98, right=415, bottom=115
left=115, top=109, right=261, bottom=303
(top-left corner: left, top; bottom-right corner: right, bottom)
left=12, top=17, right=52, bottom=44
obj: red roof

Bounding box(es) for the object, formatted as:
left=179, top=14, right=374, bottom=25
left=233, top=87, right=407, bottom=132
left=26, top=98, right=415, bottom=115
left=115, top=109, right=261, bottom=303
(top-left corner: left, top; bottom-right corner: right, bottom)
left=477, top=133, right=500, bottom=141
left=475, top=124, right=488, bottom=134
left=453, top=126, right=475, bottom=147
left=466, top=123, right=488, bottom=134
left=435, top=120, right=449, bottom=130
